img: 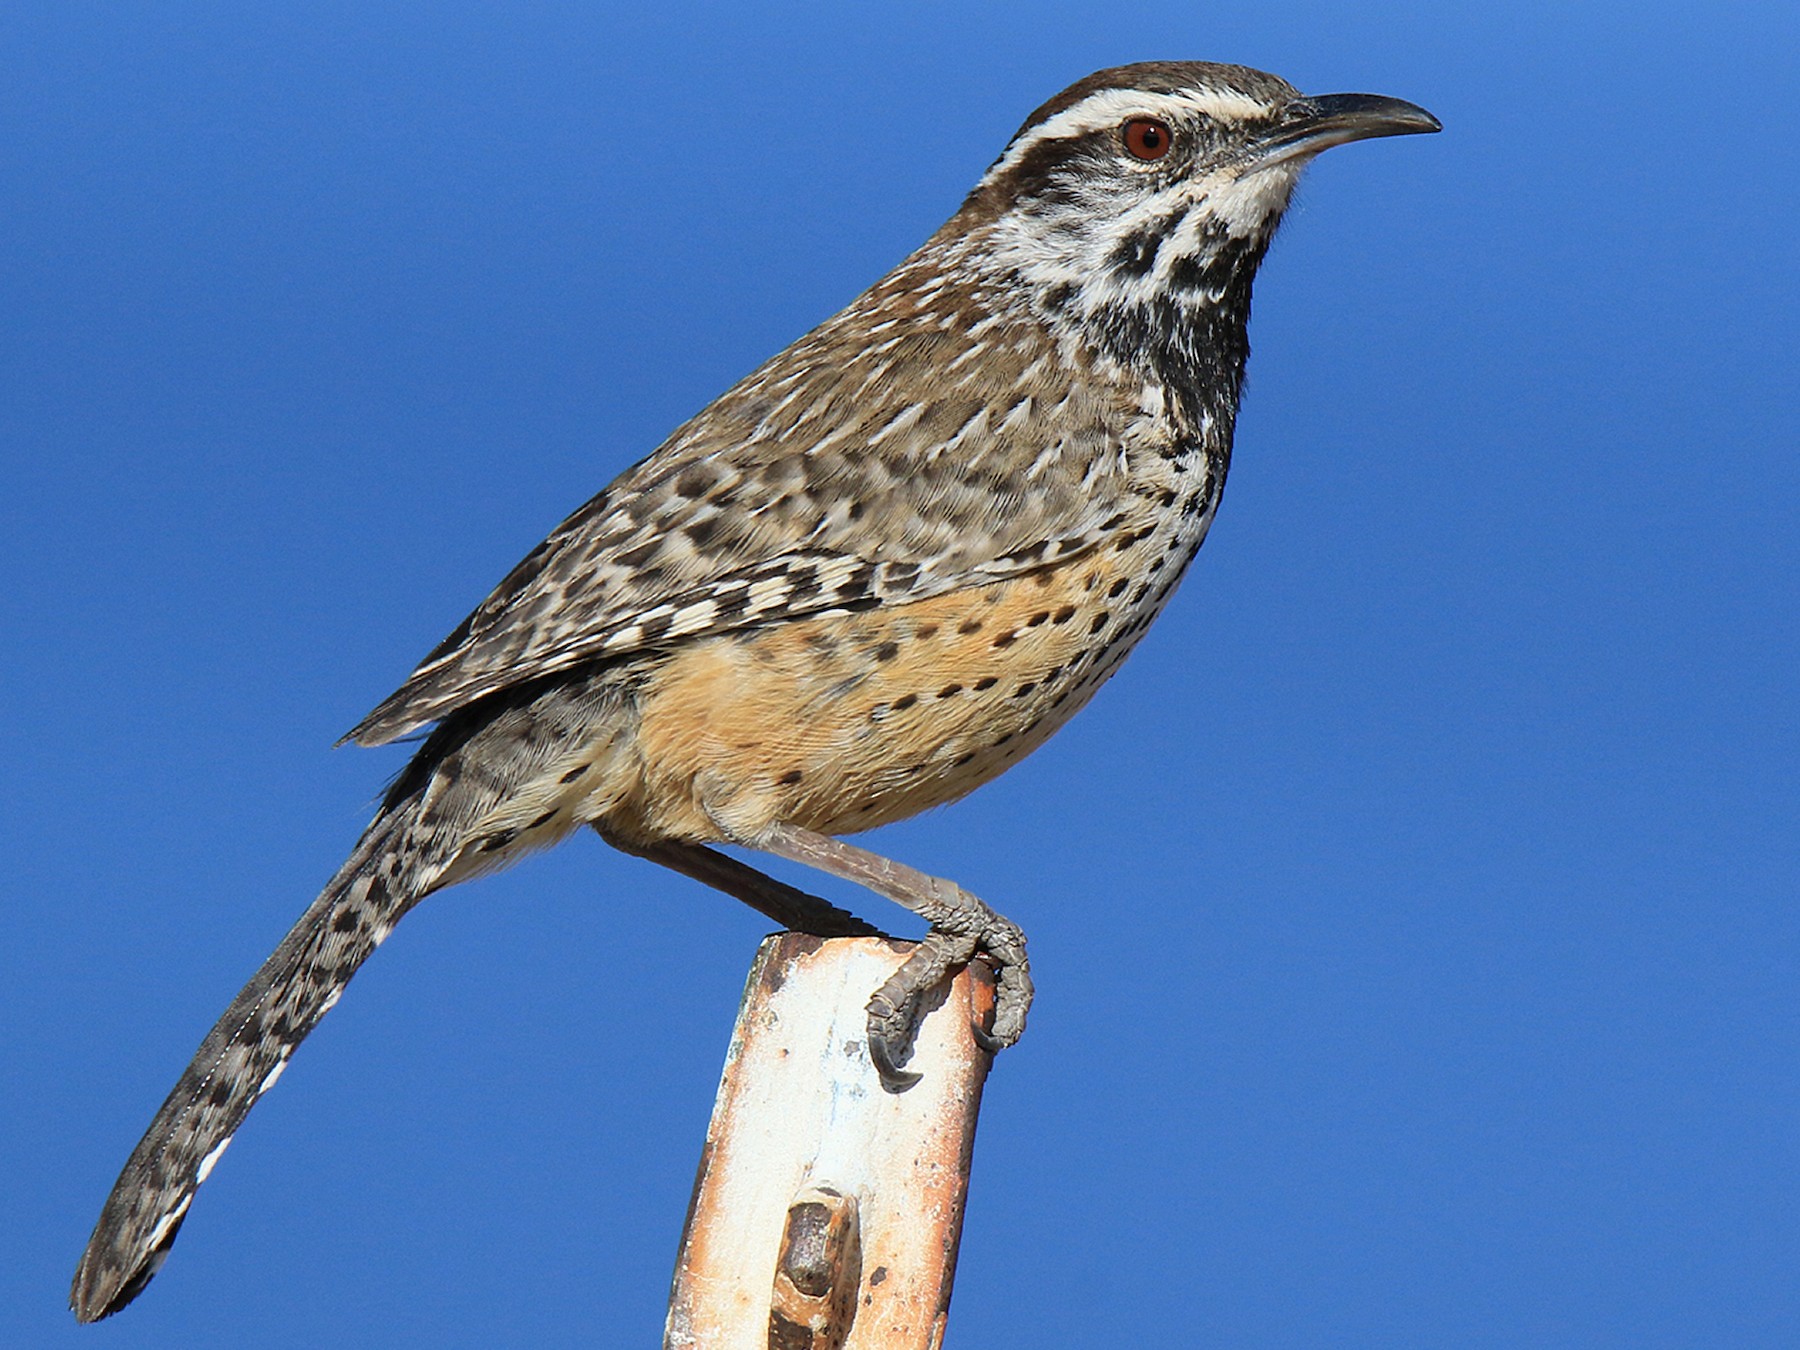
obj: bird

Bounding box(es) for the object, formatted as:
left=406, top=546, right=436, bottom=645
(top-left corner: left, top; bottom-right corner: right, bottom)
left=71, top=60, right=1439, bottom=1321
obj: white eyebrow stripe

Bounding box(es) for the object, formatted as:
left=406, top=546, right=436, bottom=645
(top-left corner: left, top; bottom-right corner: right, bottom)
left=986, top=87, right=1277, bottom=180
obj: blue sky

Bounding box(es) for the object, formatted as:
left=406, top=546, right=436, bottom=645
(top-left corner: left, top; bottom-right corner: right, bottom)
left=5, top=3, right=1796, bottom=1345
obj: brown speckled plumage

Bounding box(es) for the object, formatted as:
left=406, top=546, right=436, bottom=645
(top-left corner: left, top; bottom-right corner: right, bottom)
left=72, top=62, right=1438, bottom=1320
left=346, top=241, right=1147, bottom=748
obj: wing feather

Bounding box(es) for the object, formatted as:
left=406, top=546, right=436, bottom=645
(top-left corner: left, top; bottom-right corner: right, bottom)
left=347, top=262, right=1140, bottom=746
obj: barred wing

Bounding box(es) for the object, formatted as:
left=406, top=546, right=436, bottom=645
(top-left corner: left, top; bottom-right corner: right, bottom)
left=348, top=277, right=1140, bottom=746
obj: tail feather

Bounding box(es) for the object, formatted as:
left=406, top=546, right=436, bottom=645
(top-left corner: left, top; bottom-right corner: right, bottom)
left=72, top=672, right=637, bottom=1321
left=70, top=805, right=446, bottom=1322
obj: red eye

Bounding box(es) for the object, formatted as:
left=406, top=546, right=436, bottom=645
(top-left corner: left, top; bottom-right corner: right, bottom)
left=1122, top=117, right=1174, bottom=161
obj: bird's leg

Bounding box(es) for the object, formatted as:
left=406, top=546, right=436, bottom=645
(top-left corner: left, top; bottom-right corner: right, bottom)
left=598, top=827, right=882, bottom=939
left=751, top=823, right=1032, bottom=1090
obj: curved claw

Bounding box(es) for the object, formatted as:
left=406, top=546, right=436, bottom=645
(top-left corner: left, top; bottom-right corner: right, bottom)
left=864, top=929, right=978, bottom=1091
left=865, top=1028, right=924, bottom=1091
left=866, top=979, right=926, bottom=1090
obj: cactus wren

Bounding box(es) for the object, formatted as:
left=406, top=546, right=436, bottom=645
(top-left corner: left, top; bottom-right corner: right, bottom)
left=72, top=61, right=1438, bottom=1319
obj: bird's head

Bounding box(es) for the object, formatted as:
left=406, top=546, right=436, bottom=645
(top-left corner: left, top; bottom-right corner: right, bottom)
left=958, top=61, right=1438, bottom=302
left=943, top=61, right=1439, bottom=422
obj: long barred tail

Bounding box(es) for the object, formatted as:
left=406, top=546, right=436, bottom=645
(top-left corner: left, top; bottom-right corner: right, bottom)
left=69, top=799, right=453, bottom=1322
left=72, top=672, right=637, bottom=1321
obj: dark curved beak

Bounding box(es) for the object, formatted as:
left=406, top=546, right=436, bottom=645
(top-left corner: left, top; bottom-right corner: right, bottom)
left=1255, top=92, right=1441, bottom=166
